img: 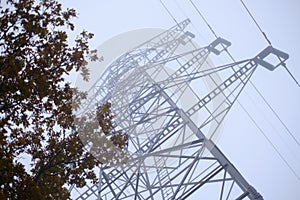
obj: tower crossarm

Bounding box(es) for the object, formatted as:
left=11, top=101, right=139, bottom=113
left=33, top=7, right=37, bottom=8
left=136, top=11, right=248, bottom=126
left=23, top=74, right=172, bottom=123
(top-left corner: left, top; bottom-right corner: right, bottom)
left=95, top=36, right=186, bottom=104
left=161, top=37, right=231, bottom=82
left=127, top=18, right=192, bottom=54
left=95, top=18, right=192, bottom=91
left=78, top=20, right=195, bottom=114
left=186, top=59, right=256, bottom=117
left=127, top=37, right=231, bottom=115
left=184, top=46, right=289, bottom=135
left=142, top=37, right=231, bottom=84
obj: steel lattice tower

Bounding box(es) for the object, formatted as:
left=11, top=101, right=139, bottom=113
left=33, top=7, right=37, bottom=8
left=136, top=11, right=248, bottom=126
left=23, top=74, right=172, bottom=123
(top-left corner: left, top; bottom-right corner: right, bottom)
left=70, top=19, right=289, bottom=200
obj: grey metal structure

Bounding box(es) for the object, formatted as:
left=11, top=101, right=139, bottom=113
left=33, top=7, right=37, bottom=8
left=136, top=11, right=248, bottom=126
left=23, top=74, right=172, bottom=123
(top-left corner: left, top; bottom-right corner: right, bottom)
left=71, top=19, right=289, bottom=200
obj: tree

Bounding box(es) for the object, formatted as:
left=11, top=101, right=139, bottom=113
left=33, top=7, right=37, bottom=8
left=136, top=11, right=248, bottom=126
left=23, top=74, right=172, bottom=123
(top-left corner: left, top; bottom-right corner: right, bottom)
left=0, top=0, right=128, bottom=199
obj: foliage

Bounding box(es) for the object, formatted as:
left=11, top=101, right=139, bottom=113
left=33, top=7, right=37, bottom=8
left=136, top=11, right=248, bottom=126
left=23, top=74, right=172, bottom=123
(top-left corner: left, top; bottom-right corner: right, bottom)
left=75, top=102, right=129, bottom=167
left=96, top=102, right=129, bottom=149
left=0, top=0, right=128, bottom=199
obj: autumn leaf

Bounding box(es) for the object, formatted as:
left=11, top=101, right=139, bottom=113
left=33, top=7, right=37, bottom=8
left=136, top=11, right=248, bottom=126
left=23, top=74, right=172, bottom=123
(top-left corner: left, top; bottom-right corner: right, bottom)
left=0, top=0, right=120, bottom=199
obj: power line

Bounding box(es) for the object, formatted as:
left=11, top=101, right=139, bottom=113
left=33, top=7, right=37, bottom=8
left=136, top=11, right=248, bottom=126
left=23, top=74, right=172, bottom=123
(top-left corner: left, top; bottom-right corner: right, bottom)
left=176, top=0, right=300, bottom=153
left=283, top=62, right=300, bottom=87
left=240, top=0, right=272, bottom=45
left=159, top=0, right=179, bottom=25
left=189, top=0, right=300, bottom=148
left=252, top=80, right=300, bottom=148
left=188, top=0, right=218, bottom=39
left=173, top=0, right=209, bottom=44
left=240, top=0, right=300, bottom=88
left=237, top=97, right=300, bottom=182
left=190, top=0, right=300, bottom=180
left=158, top=0, right=300, bottom=181
left=238, top=0, right=300, bottom=143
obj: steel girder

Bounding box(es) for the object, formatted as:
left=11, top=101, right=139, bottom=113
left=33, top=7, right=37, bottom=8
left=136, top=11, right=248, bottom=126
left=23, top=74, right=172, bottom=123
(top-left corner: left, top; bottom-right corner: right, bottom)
left=71, top=19, right=289, bottom=200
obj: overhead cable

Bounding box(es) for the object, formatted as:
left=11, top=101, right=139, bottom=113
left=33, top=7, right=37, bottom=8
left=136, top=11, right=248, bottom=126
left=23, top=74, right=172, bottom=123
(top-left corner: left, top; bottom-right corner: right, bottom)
left=189, top=0, right=300, bottom=148
left=159, top=0, right=179, bottom=25
left=158, top=0, right=300, bottom=180
left=240, top=0, right=300, bottom=87
left=240, top=0, right=272, bottom=45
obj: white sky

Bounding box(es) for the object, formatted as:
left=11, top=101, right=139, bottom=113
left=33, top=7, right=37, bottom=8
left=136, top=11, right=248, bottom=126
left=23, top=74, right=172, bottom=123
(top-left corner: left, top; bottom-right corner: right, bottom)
left=61, top=0, right=300, bottom=199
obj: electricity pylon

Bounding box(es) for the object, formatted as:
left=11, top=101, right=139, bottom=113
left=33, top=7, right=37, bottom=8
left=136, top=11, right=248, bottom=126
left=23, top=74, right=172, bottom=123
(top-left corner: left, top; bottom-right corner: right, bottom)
left=71, top=19, right=288, bottom=200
